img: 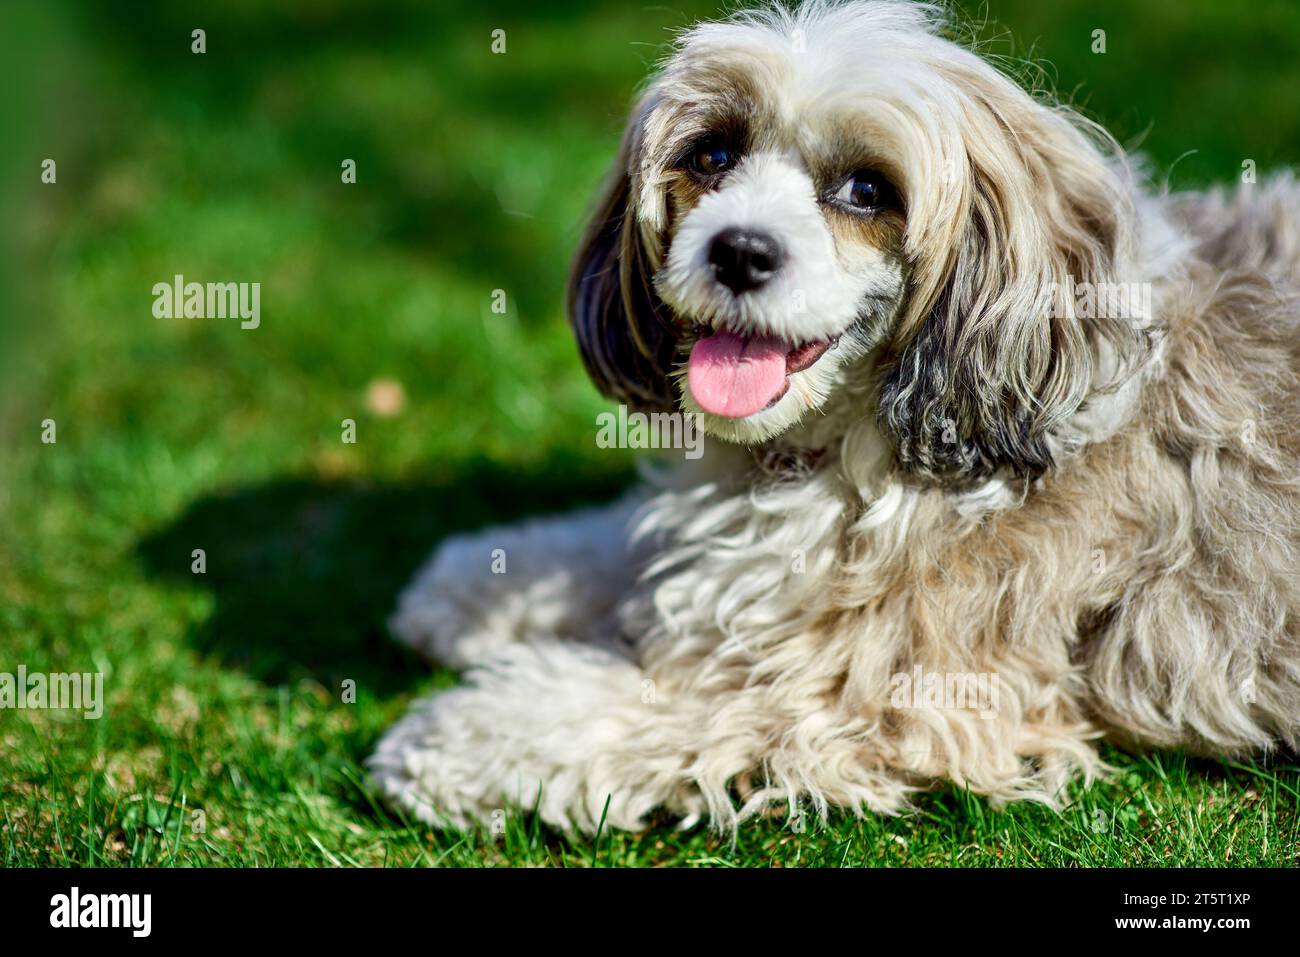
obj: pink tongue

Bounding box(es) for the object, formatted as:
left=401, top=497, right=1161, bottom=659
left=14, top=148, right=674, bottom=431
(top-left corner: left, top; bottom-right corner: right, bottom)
left=687, top=330, right=789, bottom=418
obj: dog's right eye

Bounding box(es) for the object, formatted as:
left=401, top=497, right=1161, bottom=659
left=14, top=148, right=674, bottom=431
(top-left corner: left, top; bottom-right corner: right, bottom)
left=686, top=140, right=739, bottom=177
left=832, top=169, right=900, bottom=214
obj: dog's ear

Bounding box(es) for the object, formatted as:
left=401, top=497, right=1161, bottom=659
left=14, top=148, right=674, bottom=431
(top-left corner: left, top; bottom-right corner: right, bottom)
left=878, top=69, right=1140, bottom=483
left=567, top=96, right=679, bottom=410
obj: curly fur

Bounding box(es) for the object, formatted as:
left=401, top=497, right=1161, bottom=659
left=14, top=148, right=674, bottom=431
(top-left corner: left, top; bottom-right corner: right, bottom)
left=368, top=0, right=1300, bottom=833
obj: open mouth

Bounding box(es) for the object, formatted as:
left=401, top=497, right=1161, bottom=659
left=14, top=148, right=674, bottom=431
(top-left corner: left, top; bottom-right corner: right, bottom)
left=686, top=327, right=840, bottom=418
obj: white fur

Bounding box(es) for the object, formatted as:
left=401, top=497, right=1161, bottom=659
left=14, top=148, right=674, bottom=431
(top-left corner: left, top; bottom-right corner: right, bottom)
left=657, top=152, right=898, bottom=344
left=368, top=1, right=1300, bottom=834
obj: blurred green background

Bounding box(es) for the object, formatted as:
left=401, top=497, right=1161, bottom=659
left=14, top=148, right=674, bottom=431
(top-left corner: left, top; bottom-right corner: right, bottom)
left=1, top=0, right=1297, bottom=866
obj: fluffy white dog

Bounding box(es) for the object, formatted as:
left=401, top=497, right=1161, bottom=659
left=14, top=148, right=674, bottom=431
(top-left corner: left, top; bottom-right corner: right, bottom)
left=368, top=0, right=1300, bottom=832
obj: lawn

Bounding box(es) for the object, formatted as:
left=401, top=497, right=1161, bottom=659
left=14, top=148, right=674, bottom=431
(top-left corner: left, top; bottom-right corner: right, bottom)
left=2, top=0, right=1298, bottom=867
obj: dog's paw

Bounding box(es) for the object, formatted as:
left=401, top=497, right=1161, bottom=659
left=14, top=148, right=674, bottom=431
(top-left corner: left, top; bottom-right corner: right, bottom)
left=389, top=500, right=639, bottom=669
left=367, top=641, right=667, bottom=832
left=388, top=531, right=538, bottom=670
left=366, top=687, right=504, bottom=831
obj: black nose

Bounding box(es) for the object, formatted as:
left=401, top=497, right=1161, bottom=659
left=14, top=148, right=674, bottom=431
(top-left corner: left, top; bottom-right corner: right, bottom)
left=708, top=227, right=784, bottom=293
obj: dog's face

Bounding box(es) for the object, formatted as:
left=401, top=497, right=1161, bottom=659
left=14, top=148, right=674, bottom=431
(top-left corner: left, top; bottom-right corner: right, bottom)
left=656, top=124, right=907, bottom=443
left=570, top=2, right=1140, bottom=481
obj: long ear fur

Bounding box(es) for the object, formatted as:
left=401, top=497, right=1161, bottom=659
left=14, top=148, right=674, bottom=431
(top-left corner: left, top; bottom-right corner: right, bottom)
left=567, top=97, right=679, bottom=410
left=878, top=64, right=1141, bottom=483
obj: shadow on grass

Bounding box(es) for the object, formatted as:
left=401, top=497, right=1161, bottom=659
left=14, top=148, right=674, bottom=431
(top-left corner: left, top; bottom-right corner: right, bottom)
left=136, top=454, right=631, bottom=695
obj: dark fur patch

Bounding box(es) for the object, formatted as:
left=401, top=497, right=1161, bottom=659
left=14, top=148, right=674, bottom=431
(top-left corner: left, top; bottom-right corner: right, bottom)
left=567, top=148, right=679, bottom=411
left=876, top=317, right=1057, bottom=483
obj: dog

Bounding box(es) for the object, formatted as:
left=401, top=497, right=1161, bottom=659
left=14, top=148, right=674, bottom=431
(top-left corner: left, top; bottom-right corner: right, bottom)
left=368, top=0, right=1300, bottom=833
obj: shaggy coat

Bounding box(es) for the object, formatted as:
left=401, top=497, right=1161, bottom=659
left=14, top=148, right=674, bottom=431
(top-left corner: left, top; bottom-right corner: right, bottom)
left=369, top=0, right=1300, bottom=832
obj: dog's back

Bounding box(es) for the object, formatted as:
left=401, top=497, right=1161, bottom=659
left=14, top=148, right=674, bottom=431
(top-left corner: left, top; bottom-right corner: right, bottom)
left=1168, top=173, right=1300, bottom=284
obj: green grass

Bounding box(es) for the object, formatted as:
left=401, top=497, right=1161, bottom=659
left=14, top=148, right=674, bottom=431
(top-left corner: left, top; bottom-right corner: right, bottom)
left=2, top=0, right=1299, bottom=867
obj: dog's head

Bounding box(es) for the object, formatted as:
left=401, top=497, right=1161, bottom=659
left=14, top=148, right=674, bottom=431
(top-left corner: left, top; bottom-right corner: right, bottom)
left=569, top=0, right=1140, bottom=482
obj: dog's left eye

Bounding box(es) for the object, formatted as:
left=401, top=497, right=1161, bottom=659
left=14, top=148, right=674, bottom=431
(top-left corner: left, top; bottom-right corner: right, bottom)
left=833, top=170, right=898, bottom=212
left=686, top=139, right=739, bottom=177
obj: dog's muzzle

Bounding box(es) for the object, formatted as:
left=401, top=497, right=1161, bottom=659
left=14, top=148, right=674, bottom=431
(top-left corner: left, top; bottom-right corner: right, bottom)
left=708, top=227, right=784, bottom=293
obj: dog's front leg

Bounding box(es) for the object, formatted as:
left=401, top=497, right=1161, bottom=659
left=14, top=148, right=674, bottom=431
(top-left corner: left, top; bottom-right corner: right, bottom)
left=367, top=638, right=699, bottom=832
left=390, top=493, right=643, bottom=670
left=368, top=630, right=943, bottom=833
